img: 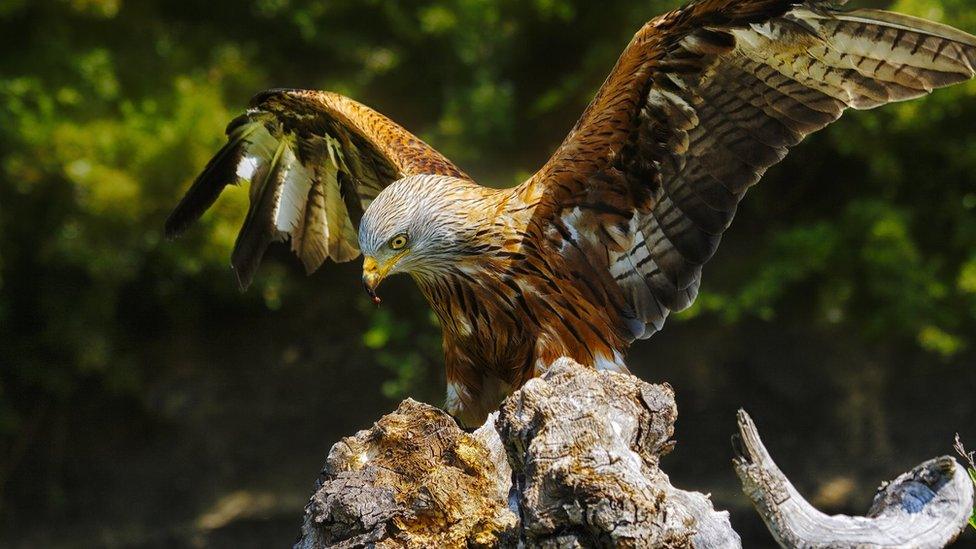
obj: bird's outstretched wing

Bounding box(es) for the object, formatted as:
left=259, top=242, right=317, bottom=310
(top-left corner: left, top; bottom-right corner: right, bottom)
left=166, top=89, right=467, bottom=289
left=522, top=0, right=976, bottom=340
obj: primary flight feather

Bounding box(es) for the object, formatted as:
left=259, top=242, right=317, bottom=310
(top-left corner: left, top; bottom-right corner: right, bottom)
left=166, top=0, right=976, bottom=426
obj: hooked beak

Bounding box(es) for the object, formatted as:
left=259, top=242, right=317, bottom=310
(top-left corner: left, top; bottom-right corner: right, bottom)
left=362, top=256, right=385, bottom=305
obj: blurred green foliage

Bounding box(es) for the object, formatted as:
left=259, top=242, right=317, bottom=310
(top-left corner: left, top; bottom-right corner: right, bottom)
left=958, top=438, right=976, bottom=530
left=361, top=305, right=442, bottom=399
left=1, top=0, right=975, bottom=537
left=971, top=480, right=976, bottom=531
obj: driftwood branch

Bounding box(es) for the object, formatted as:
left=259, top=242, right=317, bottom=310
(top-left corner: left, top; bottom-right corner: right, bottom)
left=734, top=410, right=975, bottom=549
left=295, top=360, right=974, bottom=548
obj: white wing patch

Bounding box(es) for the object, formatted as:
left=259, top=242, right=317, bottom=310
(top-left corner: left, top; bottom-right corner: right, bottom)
left=235, top=156, right=260, bottom=181
left=275, top=148, right=313, bottom=234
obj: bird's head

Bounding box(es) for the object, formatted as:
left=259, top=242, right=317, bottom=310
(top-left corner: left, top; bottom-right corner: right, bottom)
left=358, top=174, right=479, bottom=304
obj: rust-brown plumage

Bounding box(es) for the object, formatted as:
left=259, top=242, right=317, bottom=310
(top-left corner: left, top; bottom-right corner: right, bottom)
left=167, top=0, right=976, bottom=425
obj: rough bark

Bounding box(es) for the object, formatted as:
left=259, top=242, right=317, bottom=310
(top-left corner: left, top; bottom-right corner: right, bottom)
left=734, top=410, right=975, bottom=549
left=294, top=399, right=518, bottom=548
left=497, top=358, right=739, bottom=548
left=295, top=359, right=737, bottom=548
left=294, top=359, right=974, bottom=548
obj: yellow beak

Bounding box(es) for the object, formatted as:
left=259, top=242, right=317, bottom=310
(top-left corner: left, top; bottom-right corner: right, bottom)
left=362, top=256, right=386, bottom=305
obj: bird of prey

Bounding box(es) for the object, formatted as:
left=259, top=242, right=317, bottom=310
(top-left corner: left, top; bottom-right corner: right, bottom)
left=166, top=0, right=976, bottom=426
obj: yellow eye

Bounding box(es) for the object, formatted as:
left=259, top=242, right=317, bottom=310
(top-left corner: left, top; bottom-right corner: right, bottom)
left=388, top=234, right=409, bottom=250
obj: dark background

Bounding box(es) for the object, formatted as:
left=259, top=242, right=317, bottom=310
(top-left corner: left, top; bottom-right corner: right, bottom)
left=1, top=0, right=975, bottom=546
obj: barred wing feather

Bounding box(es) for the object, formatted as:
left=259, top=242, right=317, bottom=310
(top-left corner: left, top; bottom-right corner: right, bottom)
left=165, top=89, right=467, bottom=289
left=527, top=0, right=976, bottom=340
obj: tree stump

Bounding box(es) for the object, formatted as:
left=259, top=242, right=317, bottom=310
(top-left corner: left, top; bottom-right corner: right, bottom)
left=295, top=359, right=975, bottom=548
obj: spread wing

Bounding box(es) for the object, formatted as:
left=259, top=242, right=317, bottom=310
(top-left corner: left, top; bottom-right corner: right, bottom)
left=523, top=0, right=976, bottom=340
left=166, top=89, right=468, bottom=289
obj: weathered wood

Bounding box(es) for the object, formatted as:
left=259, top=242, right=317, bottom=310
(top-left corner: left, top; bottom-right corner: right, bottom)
left=734, top=410, right=975, bottom=549
left=294, top=361, right=974, bottom=548
left=294, top=399, right=518, bottom=548
left=295, top=359, right=739, bottom=548
left=497, top=358, right=740, bottom=548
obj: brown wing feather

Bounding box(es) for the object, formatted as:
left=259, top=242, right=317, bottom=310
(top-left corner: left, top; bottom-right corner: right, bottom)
left=522, top=0, right=976, bottom=340
left=166, top=89, right=468, bottom=289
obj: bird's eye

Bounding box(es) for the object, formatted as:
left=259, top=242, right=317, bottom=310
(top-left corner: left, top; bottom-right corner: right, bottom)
left=388, top=234, right=409, bottom=250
